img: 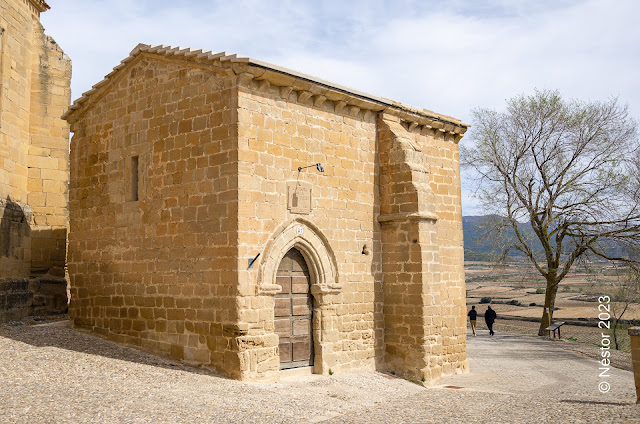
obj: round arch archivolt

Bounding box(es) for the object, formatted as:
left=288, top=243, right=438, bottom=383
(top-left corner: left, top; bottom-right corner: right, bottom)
left=257, top=218, right=341, bottom=296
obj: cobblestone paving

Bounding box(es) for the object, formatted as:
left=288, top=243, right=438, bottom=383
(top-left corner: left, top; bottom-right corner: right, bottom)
left=0, top=322, right=638, bottom=423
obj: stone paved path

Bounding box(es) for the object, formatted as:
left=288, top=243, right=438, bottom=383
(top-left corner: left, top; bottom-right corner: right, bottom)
left=0, top=322, right=638, bottom=423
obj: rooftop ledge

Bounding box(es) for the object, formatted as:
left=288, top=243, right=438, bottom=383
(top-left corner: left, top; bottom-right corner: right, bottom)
left=63, top=43, right=469, bottom=134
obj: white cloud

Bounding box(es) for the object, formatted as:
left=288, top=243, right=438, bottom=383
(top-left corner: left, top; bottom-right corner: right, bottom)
left=41, top=0, right=640, bottom=216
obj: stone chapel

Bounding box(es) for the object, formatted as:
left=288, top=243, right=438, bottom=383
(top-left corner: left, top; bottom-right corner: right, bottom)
left=63, top=43, right=469, bottom=382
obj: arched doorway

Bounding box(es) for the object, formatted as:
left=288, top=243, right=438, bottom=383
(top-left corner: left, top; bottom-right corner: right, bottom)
left=274, top=248, right=313, bottom=369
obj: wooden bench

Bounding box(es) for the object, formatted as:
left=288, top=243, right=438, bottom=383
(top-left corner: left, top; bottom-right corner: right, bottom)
left=545, top=321, right=566, bottom=339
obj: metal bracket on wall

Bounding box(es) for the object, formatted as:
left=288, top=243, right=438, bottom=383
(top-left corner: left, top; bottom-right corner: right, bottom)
left=248, top=253, right=260, bottom=269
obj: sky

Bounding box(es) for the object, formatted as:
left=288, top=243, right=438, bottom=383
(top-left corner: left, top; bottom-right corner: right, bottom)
left=41, top=0, right=640, bottom=215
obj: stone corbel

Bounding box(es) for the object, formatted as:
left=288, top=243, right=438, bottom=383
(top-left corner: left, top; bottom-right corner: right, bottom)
left=298, top=91, right=313, bottom=104
left=408, top=121, right=419, bottom=132
left=431, top=121, right=446, bottom=139
left=258, top=79, right=271, bottom=91
left=421, top=124, right=434, bottom=136
left=452, top=126, right=466, bottom=143
left=280, top=86, right=293, bottom=100
left=313, top=95, right=327, bottom=108
left=349, top=106, right=360, bottom=117
left=430, top=121, right=444, bottom=131
left=335, top=101, right=347, bottom=114
left=237, top=72, right=255, bottom=87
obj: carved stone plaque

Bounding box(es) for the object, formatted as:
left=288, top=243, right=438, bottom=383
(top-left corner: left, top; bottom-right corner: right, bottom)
left=287, top=181, right=312, bottom=215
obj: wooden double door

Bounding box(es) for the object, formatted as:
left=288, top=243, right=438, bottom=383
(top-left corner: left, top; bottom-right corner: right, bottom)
left=274, top=248, right=314, bottom=369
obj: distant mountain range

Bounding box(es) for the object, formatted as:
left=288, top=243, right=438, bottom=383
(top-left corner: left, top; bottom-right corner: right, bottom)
left=462, top=215, right=625, bottom=261
left=463, top=215, right=526, bottom=261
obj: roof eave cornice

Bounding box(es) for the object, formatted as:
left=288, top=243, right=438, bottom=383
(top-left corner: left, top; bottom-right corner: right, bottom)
left=63, top=43, right=469, bottom=134
left=243, top=59, right=468, bottom=131
left=29, top=0, right=50, bottom=13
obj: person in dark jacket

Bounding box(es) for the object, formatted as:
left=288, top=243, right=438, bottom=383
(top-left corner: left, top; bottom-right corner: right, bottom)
left=467, top=306, right=477, bottom=336
left=485, top=306, right=497, bottom=336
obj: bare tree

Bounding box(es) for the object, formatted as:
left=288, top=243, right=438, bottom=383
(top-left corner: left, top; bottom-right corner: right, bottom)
left=462, top=89, right=640, bottom=335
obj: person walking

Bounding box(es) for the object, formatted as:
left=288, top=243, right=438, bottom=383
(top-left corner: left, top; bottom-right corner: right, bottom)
left=467, top=305, right=477, bottom=336
left=485, top=306, right=497, bottom=336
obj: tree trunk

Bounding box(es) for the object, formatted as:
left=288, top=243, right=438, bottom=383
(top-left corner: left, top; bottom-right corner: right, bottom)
left=538, top=278, right=558, bottom=336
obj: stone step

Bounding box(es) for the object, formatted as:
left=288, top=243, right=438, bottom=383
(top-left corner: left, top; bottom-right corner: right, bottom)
left=0, top=277, right=67, bottom=323
left=0, top=283, right=34, bottom=322
left=0, top=291, right=33, bottom=310
left=279, top=366, right=314, bottom=380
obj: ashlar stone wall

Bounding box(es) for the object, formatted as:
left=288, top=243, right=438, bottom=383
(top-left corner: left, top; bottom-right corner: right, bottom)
left=65, top=44, right=469, bottom=383
left=0, top=0, right=70, bottom=322
left=234, top=80, right=382, bottom=379
left=404, top=119, right=467, bottom=376
left=377, top=115, right=467, bottom=381
left=68, top=56, right=243, bottom=376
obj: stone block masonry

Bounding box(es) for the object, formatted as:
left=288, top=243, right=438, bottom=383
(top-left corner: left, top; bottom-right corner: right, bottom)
left=0, top=0, right=70, bottom=322
left=64, top=43, right=468, bottom=382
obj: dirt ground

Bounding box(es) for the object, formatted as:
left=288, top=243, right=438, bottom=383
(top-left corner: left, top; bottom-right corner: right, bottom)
left=465, top=261, right=639, bottom=352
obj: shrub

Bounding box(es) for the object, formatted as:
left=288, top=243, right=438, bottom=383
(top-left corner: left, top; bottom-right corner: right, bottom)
left=509, top=299, right=520, bottom=305
left=479, top=297, right=491, bottom=304
left=535, top=288, right=546, bottom=294
left=529, top=302, right=537, bottom=306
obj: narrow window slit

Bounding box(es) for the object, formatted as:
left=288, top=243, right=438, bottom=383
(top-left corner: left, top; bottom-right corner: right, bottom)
left=131, top=155, right=139, bottom=201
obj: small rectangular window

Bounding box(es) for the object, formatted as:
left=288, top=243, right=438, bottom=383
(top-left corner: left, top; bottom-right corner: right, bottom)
left=130, top=156, right=139, bottom=201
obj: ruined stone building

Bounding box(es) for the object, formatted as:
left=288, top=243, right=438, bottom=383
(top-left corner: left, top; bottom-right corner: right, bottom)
left=63, top=43, right=469, bottom=382
left=0, top=0, right=70, bottom=322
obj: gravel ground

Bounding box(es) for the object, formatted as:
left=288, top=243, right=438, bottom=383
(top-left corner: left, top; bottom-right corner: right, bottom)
left=0, top=319, right=638, bottom=423
left=488, top=318, right=634, bottom=370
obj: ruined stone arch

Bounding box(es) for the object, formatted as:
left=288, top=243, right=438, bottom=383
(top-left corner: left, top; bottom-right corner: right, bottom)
left=257, top=218, right=340, bottom=296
